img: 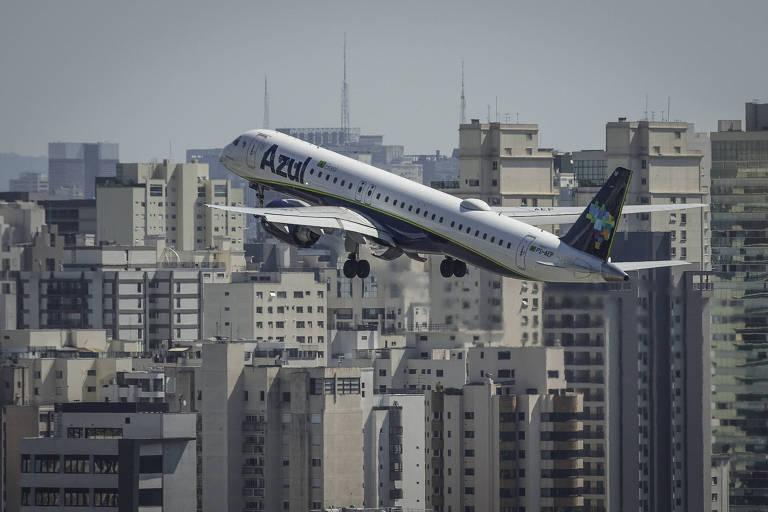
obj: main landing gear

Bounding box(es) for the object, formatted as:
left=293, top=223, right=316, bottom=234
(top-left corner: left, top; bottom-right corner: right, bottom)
left=343, top=253, right=371, bottom=279
left=440, top=257, right=467, bottom=278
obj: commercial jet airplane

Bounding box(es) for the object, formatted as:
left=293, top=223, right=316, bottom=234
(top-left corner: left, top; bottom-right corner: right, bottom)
left=211, top=129, right=703, bottom=283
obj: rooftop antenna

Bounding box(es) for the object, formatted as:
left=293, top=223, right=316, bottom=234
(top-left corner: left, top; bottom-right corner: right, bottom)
left=487, top=104, right=491, bottom=123
left=667, top=96, right=671, bottom=123
left=263, top=75, right=270, bottom=129
left=644, top=94, right=649, bottom=121
left=495, top=96, right=499, bottom=122
left=459, top=61, right=466, bottom=124
left=340, top=33, right=350, bottom=145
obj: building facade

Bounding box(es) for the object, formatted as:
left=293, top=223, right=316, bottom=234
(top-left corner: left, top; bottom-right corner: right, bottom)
left=48, top=142, right=118, bottom=199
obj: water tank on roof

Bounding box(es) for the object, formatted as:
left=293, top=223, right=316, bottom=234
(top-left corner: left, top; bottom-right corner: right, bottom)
left=460, top=198, right=491, bottom=212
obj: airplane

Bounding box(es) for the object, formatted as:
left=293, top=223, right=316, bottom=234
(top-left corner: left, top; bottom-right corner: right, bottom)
left=210, top=129, right=704, bottom=283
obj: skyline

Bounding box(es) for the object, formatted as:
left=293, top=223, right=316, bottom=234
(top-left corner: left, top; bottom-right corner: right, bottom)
left=1, top=0, right=767, bottom=162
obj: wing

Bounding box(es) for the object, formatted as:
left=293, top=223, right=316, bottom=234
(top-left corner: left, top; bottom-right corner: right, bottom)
left=206, top=204, right=395, bottom=245
left=493, top=203, right=706, bottom=226
left=613, top=260, right=691, bottom=271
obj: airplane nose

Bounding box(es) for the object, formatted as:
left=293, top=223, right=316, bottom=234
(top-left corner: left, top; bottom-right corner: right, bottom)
left=219, top=144, right=232, bottom=163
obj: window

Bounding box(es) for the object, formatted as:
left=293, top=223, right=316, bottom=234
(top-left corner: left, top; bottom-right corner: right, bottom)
left=93, top=455, right=119, bottom=474
left=93, top=489, right=119, bottom=507
left=64, top=488, right=90, bottom=507
left=34, top=488, right=61, bottom=507
left=64, top=455, right=90, bottom=473
left=139, top=455, right=163, bottom=473
left=35, top=454, right=60, bottom=473
left=138, top=489, right=162, bottom=507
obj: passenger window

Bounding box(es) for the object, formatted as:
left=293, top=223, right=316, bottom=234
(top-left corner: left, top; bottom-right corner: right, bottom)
left=408, top=206, right=413, bottom=211
left=458, top=224, right=462, bottom=230
left=507, top=242, right=512, bottom=249
left=367, top=190, right=372, bottom=196
left=483, top=233, right=487, bottom=240
left=451, top=221, right=455, bottom=227
left=401, top=203, right=405, bottom=209
left=309, top=169, right=315, bottom=175
left=333, top=177, right=338, bottom=184
left=376, top=193, right=381, bottom=200
left=326, top=174, right=330, bottom=181
left=490, top=236, right=495, bottom=243
left=474, top=230, right=479, bottom=236
left=415, top=208, right=420, bottom=214
left=498, top=240, right=504, bottom=246
left=439, top=217, right=443, bottom=223
left=358, top=186, right=363, bottom=192
left=348, top=183, right=353, bottom=190
left=340, top=180, right=345, bottom=186
left=424, top=211, right=428, bottom=217
left=467, top=227, right=472, bottom=234
left=385, top=196, right=389, bottom=202
left=431, top=214, right=436, bottom=220
left=392, top=200, right=397, bottom=206
left=318, top=171, right=323, bottom=178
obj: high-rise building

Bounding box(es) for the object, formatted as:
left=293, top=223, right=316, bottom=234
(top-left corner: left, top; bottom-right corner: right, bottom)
left=48, top=142, right=118, bottom=199
left=430, top=120, right=555, bottom=341
left=201, top=343, right=369, bottom=512
left=710, top=102, right=768, bottom=511
left=8, top=172, right=48, bottom=195
left=96, top=160, right=244, bottom=254
left=426, top=346, right=584, bottom=512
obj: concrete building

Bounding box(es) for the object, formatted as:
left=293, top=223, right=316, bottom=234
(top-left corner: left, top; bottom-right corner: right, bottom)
left=18, top=402, right=196, bottom=511
left=363, top=394, right=426, bottom=510
left=38, top=199, right=97, bottom=246
left=16, top=269, right=209, bottom=350
left=9, top=173, right=48, bottom=195
left=203, top=271, right=327, bottom=343
left=48, top=142, right=118, bottom=199
left=543, top=244, right=713, bottom=512
left=96, top=160, right=244, bottom=253
left=602, top=118, right=711, bottom=269
left=430, top=120, right=554, bottom=341
left=710, top=102, right=768, bottom=511
left=425, top=346, right=584, bottom=512
left=1, top=405, right=40, bottom=512
left=0, top=201, right=46, bottom=273
left=201, top=343, right=368, bottom=512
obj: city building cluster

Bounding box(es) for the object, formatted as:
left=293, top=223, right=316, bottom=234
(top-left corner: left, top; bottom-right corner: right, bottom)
left=0, top=101, right=766, bottom=512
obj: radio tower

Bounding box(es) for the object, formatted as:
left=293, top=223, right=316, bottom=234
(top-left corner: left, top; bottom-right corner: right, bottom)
left=263, top=74, right=270, bottom=129
left=460, top=61, right=466, bottom=124
left=340, top=33, right=350, bottom=145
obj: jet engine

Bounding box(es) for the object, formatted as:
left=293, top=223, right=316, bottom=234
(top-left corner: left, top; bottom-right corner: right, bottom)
left=260, top=198, right=322, bottom=248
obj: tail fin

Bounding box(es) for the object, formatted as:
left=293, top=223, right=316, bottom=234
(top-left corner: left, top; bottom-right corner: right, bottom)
left=561, top=167, right=632, bottom=262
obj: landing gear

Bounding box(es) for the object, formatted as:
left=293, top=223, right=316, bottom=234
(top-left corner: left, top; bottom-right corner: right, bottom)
left=440, top=258, right=468, bottom=278
left=249, top=182, right=265, bottom=207
left=343, top=253, right=371, bottom=279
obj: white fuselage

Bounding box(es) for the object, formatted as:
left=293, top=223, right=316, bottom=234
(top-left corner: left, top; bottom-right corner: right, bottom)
left=220, top=129, right=612, bottom=282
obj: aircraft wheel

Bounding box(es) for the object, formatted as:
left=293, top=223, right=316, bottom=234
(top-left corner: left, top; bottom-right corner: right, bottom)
left=453, top=260, right=468, bottom=278
left=440, top=258, right=454, bottom=278
left=356, top=259, right=371, bottom=279
left=343, top=259, right=357, bottom=278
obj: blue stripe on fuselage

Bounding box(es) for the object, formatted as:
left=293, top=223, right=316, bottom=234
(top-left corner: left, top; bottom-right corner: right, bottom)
left=253, top=179, right=529, bottom=279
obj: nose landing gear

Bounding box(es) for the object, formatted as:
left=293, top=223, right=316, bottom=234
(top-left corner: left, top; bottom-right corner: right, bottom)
left=440, top=258, right=467, bottom=278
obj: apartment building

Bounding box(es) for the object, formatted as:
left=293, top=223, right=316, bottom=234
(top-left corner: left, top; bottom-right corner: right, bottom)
left=18, top=402, right=196, bottom=511
left=16, top=269, right=208, bottom=350
left=96, top=160, right=244, bottom=253
left=710, top=102, right=768, bottom=511
left=201, top=343, right=369, bottom=512
left=203, top=271, right=326, bottom=344
left=430, top=120, right=554, bottom=340
left=363, top=394, right=426, bottom=510
left=426, top=346, right=583, bottom=512
left=0, top=405, right=40, bottom=512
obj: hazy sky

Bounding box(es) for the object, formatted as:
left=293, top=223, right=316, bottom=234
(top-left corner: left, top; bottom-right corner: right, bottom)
left=1, top=0, right=766, bottom=162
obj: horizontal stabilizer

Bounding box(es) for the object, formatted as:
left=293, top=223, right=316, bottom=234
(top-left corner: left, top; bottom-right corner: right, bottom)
left=613, top=260, right=691, bottom=272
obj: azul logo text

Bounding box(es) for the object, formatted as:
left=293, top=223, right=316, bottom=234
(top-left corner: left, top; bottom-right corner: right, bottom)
left=260, top=144, right=310, bottom=183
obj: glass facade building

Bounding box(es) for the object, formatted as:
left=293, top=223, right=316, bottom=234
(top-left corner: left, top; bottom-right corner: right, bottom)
left=710, top=107, right=768, bottom=510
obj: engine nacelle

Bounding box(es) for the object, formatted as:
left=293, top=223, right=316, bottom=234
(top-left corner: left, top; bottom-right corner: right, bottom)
left=260, top=198, right=321, bottom=248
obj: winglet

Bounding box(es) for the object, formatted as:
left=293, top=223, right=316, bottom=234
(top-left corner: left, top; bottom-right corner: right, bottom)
left=560, top=167, right=631, bottom=262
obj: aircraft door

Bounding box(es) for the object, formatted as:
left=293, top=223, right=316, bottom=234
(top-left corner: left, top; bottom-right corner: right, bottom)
left=515, top=235, right=536, bottom=270
left=246, top=141, right=257, bottom=169
left=363, top=183, right=376, bottom=205
left=355, top=181, right=367, bottom=202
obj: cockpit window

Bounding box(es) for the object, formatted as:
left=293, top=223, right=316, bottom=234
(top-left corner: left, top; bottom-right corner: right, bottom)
left=232, top=137, right=241, bottom=146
